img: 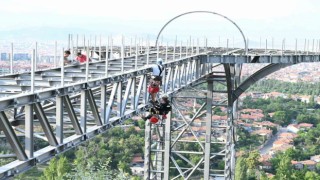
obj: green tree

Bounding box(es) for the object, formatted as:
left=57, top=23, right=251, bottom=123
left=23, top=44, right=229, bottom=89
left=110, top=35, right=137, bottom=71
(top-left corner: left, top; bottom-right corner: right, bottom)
left=41, top=156, right=70, bottom=180
left=260, top=171, right=268, bottom=180
left=304, top=171, right=320, bottom=180
left=274, top=154, right=292, bottom=180
left=137, top=120, right=146, bottom=129
left=246, top=151, right=260, bottom=170
left=273, top=111, right=289, bottom=126
left=235, top=157, right=247, bottom=180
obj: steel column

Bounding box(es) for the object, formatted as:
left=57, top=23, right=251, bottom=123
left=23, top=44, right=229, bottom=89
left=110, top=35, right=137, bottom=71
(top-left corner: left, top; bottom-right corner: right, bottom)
left=204, top=79, right=213, bottom=179
left=56, top=96, right=64, bottom=144
left=163, top=107, right=172, bottom=180
left=25, top=104, right=34, bottom=158
left=100, top=85, right=107, bottom=124
left=80, top=90, right=87, bottom=133
left=144, top=121, right=152, bottom=179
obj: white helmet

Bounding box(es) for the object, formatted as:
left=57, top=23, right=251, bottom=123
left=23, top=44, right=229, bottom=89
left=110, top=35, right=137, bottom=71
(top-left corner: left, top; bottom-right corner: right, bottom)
left=156, top=58, right=163, bottom=65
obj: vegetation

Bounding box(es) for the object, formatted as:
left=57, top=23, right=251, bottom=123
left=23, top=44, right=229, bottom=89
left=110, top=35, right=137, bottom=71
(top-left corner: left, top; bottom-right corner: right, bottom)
left=242, top=96, right=320, bottom=126
left=248, top=79, right=320, bottom=96
left=15, top=122, right=146, bottom=180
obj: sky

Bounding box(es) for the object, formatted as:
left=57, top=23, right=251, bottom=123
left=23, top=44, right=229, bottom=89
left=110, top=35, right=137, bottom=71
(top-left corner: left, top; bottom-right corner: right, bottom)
left=0, top=0, right=319, bottom=49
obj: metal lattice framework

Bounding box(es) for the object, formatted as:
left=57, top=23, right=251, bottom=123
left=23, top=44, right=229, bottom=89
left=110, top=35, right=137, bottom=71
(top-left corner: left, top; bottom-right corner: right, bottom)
left=0, top=41, right=320, bottom=180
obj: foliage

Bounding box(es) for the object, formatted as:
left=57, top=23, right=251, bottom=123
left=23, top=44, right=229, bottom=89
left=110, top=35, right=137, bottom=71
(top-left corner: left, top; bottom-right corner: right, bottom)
left=41, top=156, right=70, bottom=180
left=242, top=96, right=320, bottom=126
left=235, top=157, right=247, bottom=180
left=248, top=79, right=320, bottom=96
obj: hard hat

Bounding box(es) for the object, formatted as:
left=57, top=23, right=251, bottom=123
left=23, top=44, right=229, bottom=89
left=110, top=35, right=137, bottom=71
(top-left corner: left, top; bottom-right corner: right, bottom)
left=156, top=58, right=163, bottom=65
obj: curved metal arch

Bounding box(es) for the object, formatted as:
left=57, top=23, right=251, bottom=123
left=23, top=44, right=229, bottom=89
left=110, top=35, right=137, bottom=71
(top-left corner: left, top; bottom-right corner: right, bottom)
left=155, top=11, right=248, bottom=54
left=232, top=63, right=293, bottom=102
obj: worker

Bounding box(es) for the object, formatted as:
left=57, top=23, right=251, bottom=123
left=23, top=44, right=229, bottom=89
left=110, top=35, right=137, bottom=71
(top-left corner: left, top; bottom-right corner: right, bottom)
left=142, top=95, right=171, bottom=124
left=148, top=58, right=164, bottom=104
left=75, top=52, right=88, bottom=63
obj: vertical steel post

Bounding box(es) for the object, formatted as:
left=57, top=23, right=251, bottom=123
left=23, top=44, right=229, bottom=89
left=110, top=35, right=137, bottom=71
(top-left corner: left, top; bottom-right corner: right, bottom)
left=180, top=41, right=182, bottom=59
left=157, top=42, right=159, bottom=59
left=165, top=42, right=168, bottom=62
left=10, top=43, right=13, bottom=74
left=99, top=35, right=102, bottom=61
left=76, top=34, right=78, bottom=53
left=265, top=39, right=268, bottom=54
left=204, top=79, right=213, bottom=179
left=312, top=39, right=315, bottom=52
left=35, top=42, right=38, bottom=71
left=110, top=37, right=113, bottom=59
left=226, top=39, right=229, bottom=54
left=295, top=39, right=298, bottom=55
left=105, top=36, right=109, bottom=77
left=117, top=82, right=123, bottom=116
left=186, top=40, right=188, bottom=57
left=304, top=38, right=306, bottom=54
left=163, top=104, right=172, bottom=180
left=25, top=104, right=34, bottom=158
left=61, top=48, right=64, bottom=87
left=86, top=46, right=89, bottom=81
left=307, top=39, right=309, bottom=55
left=130, top=38, right=132, bottom=56
left=100, top=85, right=107, bottom=124
left=173, top=35, right=177, bottom=60
left=144, top=121, right=152, bottom=179
left=121, top=35, right=124, bottom=73
left=197, top=38, right=200, bottom=54
left=260, top=36, right=261, bottom=49
left=146, top=38, right=150, bottom=66
left=68, top=34, right=70, bottom=49
left=31, top=49, right=35, bottom=93
left=135, top=42, right=138, bottom=70
left=56, top=96, right=63, bottom=144
left=80, top=90, right=87, bottom=133
left=54, top=41, right=57, bottom=67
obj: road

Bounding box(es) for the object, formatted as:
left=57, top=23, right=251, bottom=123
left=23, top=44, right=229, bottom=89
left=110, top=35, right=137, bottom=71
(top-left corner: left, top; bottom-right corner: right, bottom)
left=259, top=127, right=287, bottom=155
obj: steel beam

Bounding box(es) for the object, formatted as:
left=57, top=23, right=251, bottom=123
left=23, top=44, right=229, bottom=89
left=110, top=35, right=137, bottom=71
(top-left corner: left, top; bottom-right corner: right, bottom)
left=34, top=102, right=58, bottom=146
left=0, top=111, right=27, bottom=161
left=63, top=95, right=83, bottom=135
left=87, top=89, right=102, bottom=126
left=233, top=63, right=292, bottom=101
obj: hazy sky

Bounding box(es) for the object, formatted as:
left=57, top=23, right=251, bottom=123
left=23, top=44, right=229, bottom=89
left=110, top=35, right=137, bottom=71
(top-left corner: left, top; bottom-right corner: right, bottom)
left=1, top=0, right=319, bottom=48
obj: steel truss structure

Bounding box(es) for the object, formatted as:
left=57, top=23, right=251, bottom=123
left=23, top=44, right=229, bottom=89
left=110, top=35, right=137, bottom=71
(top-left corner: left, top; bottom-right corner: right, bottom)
left=0, top=44, right=319, bottom=179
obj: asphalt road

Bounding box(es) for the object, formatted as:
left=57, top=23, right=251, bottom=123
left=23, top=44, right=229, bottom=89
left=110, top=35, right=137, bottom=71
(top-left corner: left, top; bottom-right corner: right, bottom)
left=259, top=127, right=287, bottom=155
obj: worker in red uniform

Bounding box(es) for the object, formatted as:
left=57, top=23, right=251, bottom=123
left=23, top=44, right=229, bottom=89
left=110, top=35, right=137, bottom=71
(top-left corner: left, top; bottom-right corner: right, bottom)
left=76, top=52, right=87, bottom=63
left=148, top=58, right=164, bottom=104
left=142, top=95, right=171, bottom=124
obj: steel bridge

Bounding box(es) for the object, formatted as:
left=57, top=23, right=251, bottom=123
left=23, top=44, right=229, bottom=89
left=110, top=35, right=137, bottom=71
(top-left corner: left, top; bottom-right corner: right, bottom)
left=0, top=39, right=319, bottom=180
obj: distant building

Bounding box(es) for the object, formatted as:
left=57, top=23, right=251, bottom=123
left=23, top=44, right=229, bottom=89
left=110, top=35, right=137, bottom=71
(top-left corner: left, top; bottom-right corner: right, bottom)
left=1, top=53, right=8, bottom=61
left=310, top=155, right=320, bottom=163
left=130, top=153, right=144, bottom=176
left=13, top=53, right=29, bottom=60
left=292, top=160, right=317, bottom=171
